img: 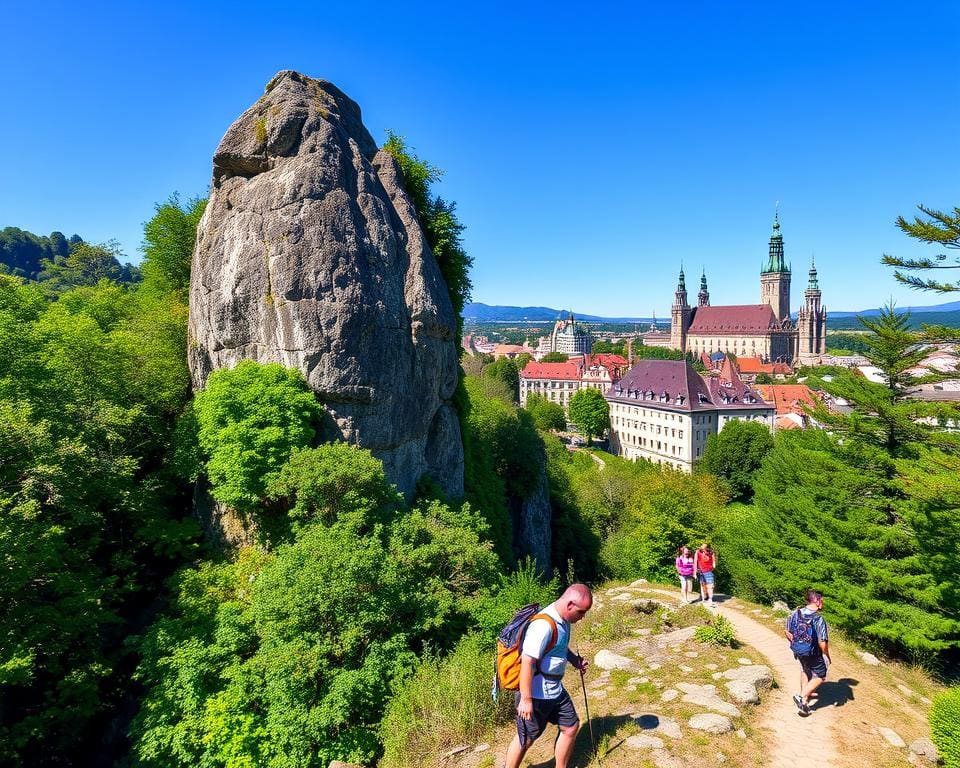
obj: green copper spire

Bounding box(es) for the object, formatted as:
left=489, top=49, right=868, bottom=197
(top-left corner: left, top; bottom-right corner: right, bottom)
left=678, top=266, right=686, bottom=291
left=763, top=208, right=789, bottom=273
left=807, top=256, right=819, bottom=290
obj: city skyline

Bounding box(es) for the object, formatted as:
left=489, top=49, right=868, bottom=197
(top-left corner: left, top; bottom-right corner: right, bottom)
left=3, top=2, right=957, bottom=316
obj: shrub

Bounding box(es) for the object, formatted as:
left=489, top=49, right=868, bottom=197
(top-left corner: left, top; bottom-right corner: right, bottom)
left=694, top=614, right=736, bottom=647
left=930, top=686, right=960, bottom=768
left=380, top=634, right=512, bottom=768
left=469, top=557, right=560, bottom=643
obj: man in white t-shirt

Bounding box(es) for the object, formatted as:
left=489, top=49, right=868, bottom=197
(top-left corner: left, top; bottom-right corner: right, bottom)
left=505, top=583, right=593, bottom=768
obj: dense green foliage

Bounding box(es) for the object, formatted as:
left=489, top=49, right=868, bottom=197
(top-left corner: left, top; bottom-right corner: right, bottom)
left=591, top=339, right=627, bottom=355
left=525, top=392, right=567, bottom=431
left=568, top=387, right=609, bottom=443
left=382, top=133, right=472, bottom=337
left=0, top=227, right=78, bottom=279
left=824, top=331, right=871, bottom=354
left=0, top=227, right=198, bottom=763
left=131, top=443, right=500, bottom=767
left=461, top=376, right=542, bottom=563
left=541, top=351, right=569, bottom=362
left=714, top=308, right=960, bottom=660
left=194, top=361, right=324, bottom=518
left=930, top=686, right=960, bottom=768
left=482, top=356, right=521, bottom=402
left=698, top=420, right=774, bottom=502
left=140, top=194, right=207, bottom=298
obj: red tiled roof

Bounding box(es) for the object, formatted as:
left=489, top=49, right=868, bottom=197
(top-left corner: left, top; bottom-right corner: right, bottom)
left=688, top=304, right=781, bottom=335
left=586, top=353, right=629, bottom=369
left=754, top=384, right=819, bottom=416
left=736, top=357, right=794, bottom=375
left=520, top=361, right=582, bottom=380
left=777, top=415, right=803, bottom=430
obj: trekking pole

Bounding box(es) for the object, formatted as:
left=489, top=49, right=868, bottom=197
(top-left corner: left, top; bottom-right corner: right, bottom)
left=577, top=648, right=603, bottom=767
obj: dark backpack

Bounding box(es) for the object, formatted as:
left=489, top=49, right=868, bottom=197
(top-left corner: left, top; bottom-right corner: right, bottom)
left=788, top=609, right=818, bottom=657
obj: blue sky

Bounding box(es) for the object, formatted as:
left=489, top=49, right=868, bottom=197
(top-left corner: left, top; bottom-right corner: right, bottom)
left=2, top=1, right=958, bottom=315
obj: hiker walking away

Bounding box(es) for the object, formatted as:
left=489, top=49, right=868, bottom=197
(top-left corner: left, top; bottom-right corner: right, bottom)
left=694, top=543, right=717, bottom=604
left=676, top=546, right=695, bottom=604
left=505, top=584, right=593, bottom=768
left=784, top=589, right=831, bottom=716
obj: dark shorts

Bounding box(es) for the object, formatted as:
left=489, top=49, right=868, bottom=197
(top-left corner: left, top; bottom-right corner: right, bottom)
left=515, top=689, right=579, bottom=747
left=798, top=653, right=828, bottom=680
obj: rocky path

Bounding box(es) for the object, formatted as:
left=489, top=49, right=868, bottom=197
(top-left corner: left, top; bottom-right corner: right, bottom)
left=713, top=597, right=842, bottom=767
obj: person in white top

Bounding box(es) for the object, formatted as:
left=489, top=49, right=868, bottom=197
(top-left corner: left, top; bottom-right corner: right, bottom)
left=505, top=583, right=593, bottom=768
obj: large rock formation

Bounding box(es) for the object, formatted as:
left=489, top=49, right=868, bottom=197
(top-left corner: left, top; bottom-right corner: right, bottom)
left=188, top=71, right=463, bottom=499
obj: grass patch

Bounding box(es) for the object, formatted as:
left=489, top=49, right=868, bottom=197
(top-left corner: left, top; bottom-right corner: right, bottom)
left=662, top=602, right=713, bottom=629
left=380, top=634, right=511, bottom=768
left=254, top=116, right=267, bottom=145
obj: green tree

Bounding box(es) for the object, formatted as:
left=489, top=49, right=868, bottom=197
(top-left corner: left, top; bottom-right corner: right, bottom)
left=482, top=357, right=520, bottom=402
left=382, top=134, right=472, bottom=336
left=140, top=193, right=207, bottom=297
left=131, top=446, right=499, bottom=767
left=698, top=420, right=774, bottom=502
left=568, top=388, right=609, bottom=444
left=525, top=392, right=566, bottom=432
left=541, top=351, right=568, bottom=362
left=753, top=372, right=773, bottom=384
left=38, top=240, right=136, bottom=292
left=882, top=204, right=960, bottom=292
left=193, top=361, right=324, bottom=518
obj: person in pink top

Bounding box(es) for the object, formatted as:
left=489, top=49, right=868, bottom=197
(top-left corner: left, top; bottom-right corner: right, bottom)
left=675, top=546, right=695, bottom=604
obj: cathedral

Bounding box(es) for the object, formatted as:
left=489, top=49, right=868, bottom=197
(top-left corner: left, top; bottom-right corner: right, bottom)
left=669, top=213, right=826, bottom=364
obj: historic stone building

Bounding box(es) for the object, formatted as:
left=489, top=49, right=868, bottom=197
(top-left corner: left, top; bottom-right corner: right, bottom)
left=537, top=312, right=593, bottom=356
left=606, top=358, right=775, bottom=472
left=669, top=214, right=826, bottom=363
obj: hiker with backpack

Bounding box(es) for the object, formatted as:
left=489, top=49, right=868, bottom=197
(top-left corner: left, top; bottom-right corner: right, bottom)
left=501, top=584, right=593, bottom=768
left=784, top=589, right=831, bottom=716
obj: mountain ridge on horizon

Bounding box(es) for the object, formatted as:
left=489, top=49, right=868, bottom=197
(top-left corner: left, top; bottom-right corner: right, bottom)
left=464, top=300, right=960, bottom=323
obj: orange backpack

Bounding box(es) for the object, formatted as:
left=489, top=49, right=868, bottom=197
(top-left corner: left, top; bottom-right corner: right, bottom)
left=493, top=604, right=559, bottom=698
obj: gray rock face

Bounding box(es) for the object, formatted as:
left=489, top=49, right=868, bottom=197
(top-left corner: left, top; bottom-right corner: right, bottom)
left=594, top=650, right=640, bottom=671
left=724, top=680, right=760, bottom=705
left=516, top=463, right=552, bottom=574
left=189, top=70, right=463, bottom=500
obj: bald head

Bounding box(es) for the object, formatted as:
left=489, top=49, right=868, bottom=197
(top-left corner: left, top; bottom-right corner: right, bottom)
left=556, top=583, right=593, bottom=623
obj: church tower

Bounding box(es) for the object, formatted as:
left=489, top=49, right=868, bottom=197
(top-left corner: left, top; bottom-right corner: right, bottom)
left=698, top=269, right=710, bottom=307
left=797, top=258, right=827, bottom=359
left=671, top=267, right=693, bottom=351
left=760, top=210, right=792, bottom=322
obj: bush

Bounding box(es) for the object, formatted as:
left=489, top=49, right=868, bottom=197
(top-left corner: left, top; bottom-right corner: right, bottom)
left=694, top=614, right=736, bottom=647
left=930, top=686, right=960, bottom=768
left=380, top=634, right=512, bottom=768
left=469, top=558, right=560, bottom=643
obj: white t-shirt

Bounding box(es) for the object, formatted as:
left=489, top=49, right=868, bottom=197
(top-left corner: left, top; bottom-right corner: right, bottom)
left=520, top=602, right=570, bottom=699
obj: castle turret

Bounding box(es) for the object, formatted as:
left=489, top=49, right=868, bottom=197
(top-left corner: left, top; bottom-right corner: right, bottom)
left=671, top=267, right=692, bottom=351
left=797, top=257, right=827, bottom=359
left=698, top=269, right=710, bottom=307
left=760, top=209, right=792, bottom=322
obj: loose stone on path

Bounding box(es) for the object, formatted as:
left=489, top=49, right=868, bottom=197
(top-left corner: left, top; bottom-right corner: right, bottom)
left=689, top=713, right=734, bottom=734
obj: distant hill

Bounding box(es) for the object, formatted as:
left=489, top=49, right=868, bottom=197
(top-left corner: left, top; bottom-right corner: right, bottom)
left=464, top=303, right=650, bottom=323
left=0, top=227, right=82, bottom=280
left=824, top=299, right=960, bottom=318
left=828, top=309, right=960, bottom=330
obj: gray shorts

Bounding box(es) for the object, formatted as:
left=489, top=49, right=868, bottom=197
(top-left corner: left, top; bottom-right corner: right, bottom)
left=515, top=688, right=579, bottom=746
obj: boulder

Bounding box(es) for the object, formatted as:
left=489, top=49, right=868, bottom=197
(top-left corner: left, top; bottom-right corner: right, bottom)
left=624, top=734, right=664, bottom=750
left=676, top=682, right=741, bottom=717
left=594, top=650, right=639, bottom=671
left=858, top=650, right=882, bottom=666
left=188, top=70, right=463, bottom=505
left=772, top=600, right=790, bottom=614
left=721, top=665, right=773, bottom=690
left=688, top=713, right=734, bottom=734
left=908, top=737, right=939, bottom=764
left=634, top=713, right=682, bottom=739
left=724, top=680, right=760, bottom=705
left=877, top=727, right=906, bottom=748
